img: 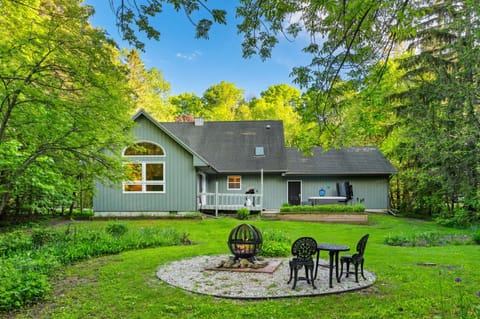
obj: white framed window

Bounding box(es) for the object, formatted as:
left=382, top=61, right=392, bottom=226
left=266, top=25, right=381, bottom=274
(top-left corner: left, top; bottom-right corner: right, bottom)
left=227, top=175, right=241, bottom=190
left=123, top=141, right=165, bottom=193
left=123, top=141, right=165, bottom=157
left=123, top=162, right=165, bottom=193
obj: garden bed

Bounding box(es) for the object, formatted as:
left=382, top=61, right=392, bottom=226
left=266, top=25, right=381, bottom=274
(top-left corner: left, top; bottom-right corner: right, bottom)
left=277, top=212, right=368, bottom=224
left=278, top=204, right=368, bottom=224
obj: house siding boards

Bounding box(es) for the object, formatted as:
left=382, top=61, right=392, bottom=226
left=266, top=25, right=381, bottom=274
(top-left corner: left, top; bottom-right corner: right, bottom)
left=93, top=110, right=397, bottom=215
left=204, top=173, right=286, bottom=209
left=93, top=115, right=197, bottom=214
left=289, top=176, right=390, bottom=210
left=283, top=147, right=395, bottom=210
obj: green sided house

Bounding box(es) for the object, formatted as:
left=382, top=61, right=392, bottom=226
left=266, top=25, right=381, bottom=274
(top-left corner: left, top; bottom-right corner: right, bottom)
left=93, top=110, right=397, bottom=216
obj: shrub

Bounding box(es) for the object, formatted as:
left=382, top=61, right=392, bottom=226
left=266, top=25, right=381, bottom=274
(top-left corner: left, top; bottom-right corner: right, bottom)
left=0, top=254, right=58, bottom=311
left=105, top=223, right=128, bottom=237
left=435, top=207, right=479, bottom=228
left=0, top=230, right=32, bottom=257
left=473, top=231, right=480, bottom=244
left=0, top=224, right=185, bottom=311
left=0, top=265, right=50, bottom=311
left=72, top=209, right=94, bottom=218
left=236, top=207, right=250, bottom=220
left=384, top=232, right=472, bottom=247
left=260, top=241, right=291, bottom=257
left=260, top=229, right=291, bottom=257
left=280, top=204, right=365, bottom=213
left=31, top=228, right=59, bottom=248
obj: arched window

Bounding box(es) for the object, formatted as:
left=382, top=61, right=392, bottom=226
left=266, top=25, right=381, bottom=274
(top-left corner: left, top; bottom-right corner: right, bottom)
left=123, top=141, right=165, bottom=193
left=124, top=142, right=164, bottom=156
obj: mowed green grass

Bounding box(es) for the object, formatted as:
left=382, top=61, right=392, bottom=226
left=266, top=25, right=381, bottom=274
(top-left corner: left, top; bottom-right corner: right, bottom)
left=8, top=215, right=480, bottom=319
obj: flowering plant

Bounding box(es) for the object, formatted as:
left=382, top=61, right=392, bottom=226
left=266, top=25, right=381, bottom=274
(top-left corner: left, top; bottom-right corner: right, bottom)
left=438, top=273, right=479, bottom=318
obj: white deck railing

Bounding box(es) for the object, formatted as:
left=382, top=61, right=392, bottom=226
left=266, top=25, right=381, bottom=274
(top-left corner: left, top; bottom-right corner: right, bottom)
left=198, top=192, right=263, bottom=212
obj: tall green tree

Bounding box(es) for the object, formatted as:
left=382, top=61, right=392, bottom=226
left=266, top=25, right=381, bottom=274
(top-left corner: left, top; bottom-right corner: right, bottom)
left=390, top=1, right=480, bottom=220
left=0, top=0, right=134, bottom=216
left=170, top=92, right=205, bottom=119
left=236, top=0, right=414, bottom=130
left=249, top=84, right=302, bottom=146
left=202, top=81, right=245, bottom=120
left=107, top=0, right=413, bottom=124
left=123, top=49, right=176, bottom=121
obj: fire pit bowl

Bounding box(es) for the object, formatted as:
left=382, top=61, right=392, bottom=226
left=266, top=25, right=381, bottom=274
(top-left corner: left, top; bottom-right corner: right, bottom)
left=227, top=224, right=263, bottom=262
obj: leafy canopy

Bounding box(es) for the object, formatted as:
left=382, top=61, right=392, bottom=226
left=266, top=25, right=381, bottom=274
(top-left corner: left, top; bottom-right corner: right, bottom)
left=0, top=0, right=134, bottom=215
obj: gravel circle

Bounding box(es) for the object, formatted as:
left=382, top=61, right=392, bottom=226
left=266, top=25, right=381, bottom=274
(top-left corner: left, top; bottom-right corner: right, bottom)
left=156, top=255, right=376, bottom=299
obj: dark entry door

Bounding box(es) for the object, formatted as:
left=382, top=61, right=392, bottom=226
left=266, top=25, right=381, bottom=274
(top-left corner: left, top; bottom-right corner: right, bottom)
left=288, top=181, right=301, bottom=205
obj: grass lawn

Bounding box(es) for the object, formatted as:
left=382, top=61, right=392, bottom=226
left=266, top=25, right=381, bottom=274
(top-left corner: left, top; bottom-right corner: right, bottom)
left=5, top=215, right=480, bottom=319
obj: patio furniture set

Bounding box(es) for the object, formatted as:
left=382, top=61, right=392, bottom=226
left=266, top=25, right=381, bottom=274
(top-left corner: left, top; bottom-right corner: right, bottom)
left=287, top=234, right=369, bottom=289
left=226, top=224, right=369, bottom=290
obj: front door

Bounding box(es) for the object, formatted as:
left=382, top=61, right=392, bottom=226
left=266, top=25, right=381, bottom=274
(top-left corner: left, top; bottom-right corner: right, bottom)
left=288, top=181, right=301, bottom=205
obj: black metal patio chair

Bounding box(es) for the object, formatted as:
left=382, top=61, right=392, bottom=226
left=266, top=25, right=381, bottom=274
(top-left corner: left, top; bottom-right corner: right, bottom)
left=339, top=234, right=369, bottom=282
left=287, top=237, right=318, bottom=289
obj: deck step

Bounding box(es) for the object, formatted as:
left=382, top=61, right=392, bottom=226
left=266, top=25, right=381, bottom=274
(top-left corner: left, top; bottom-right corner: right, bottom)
left=260, top=211, right=280, bottom=221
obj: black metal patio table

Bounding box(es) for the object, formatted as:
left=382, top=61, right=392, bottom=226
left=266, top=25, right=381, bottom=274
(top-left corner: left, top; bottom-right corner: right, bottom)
left=314, top=243, right=350, bottom=288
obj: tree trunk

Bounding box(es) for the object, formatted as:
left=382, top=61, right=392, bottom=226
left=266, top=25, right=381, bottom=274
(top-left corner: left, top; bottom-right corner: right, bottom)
left=0, top=193, right=10, bottom=217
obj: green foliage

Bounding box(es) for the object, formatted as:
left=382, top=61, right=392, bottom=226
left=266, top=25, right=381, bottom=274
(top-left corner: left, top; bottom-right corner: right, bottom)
left=108, top=1, right=226, bottom=50
left=0, top=255, right=56, bottom=311
left=0, top=230, right=32, bottom=257
left=2, top=216, right=479, bottom=318
left=202, top=81, right=246, bottom=121
left=169, top=83, right=305, bottom=146
left=472, top=231, right=480, bottom=245
left=259, top=229, right=291, bottom=257
left=31, top=228, right=60, bottom=248
left=436, top=271, right=480, bottom=319
left=236, top=207, right=250, bottom=220
left=71, top=209, right=94, bottom=218
left=280, top=204, right=365, bottom=213
left=170, top=92, right=205, bottom=119
left=0, top=223, right=184, bottom=310
left=435, top=208, right=479, bottom=229
left=0, top=0, right=134, bottom=216
left=123, top=49, right=175, bottom=121
left=105, top=223, right=129, bottom=237
left=248, top=84, right=303, bottom=146
left=385, top=3, right=480, bottom=222
left=384, top=232, right=472, bottom=247
left=260, top=241, right=290, bottom=257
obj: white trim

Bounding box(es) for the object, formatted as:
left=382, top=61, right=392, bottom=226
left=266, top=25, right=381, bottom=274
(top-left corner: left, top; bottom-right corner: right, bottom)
left=132, top=110, right=210, bottom=167
left=94, top=211, right=196, bottom=217
left=197, top=172, right=207, bottom=206
left=227, top=175, right=242, bottom=190
left=123, top=161, right=165, bottom=194
left=122, top=140, right=166, bottom=157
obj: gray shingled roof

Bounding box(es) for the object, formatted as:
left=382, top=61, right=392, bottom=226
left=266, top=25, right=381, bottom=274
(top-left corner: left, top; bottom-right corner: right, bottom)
left=160, top=120, right=288, bottom=173
left=133, top=110, right=396, bottom=176
left=285, top=147, right=397, bottom=176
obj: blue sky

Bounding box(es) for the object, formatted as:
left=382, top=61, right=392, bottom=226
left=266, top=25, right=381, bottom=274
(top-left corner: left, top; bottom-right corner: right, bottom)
left=84, top=0, right=310, bottom=98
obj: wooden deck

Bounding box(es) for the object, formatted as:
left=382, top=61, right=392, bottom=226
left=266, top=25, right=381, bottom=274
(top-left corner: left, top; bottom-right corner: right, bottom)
left=198, top=193, right=263, bottom=212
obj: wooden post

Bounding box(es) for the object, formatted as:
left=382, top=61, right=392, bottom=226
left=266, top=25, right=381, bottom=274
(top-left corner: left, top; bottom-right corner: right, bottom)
left=260, top=168, right=264, bottom=209
left=215, top=182, right=219, bottom=217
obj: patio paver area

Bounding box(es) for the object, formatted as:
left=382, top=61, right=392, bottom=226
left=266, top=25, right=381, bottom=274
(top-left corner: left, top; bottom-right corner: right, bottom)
left=156, top=255, right=376, bottom=299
